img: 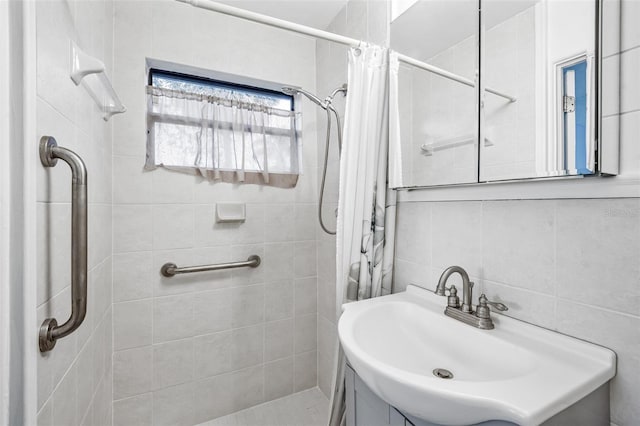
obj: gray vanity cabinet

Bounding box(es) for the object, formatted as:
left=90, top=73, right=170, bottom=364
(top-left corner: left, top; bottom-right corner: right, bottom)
left=345, top=365, right=609, bottom=426
left=346, top=365, right=442, bottom=426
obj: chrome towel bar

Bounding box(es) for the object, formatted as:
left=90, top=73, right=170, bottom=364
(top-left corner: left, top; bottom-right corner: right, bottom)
left=161, top=255, right=261, bottom=277
left=39, top=136, right=88, bottom=352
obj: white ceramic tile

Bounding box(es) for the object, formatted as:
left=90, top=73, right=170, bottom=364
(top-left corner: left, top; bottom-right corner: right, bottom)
left=193, top=331, right=234, bottom=379
left=75, top=342, right=94, bottom=422
left=264, top=204, right=296, bottom=242
left=294, top=314, right=317, bottom=354
left=152, top=204, right=194, bottom=250
left=113, top=156, right=152, bottom=204
left=36, top=0, right=77, bottom=122
left=294, top=170, right=317, bottom=204
left=392, top=258, right=431, bottom=293
left=265, top=319, right=294, bottom=362
left=153, top=339, right=194, bottom=390
left=262, top=242, right=295, bottom=281
left=113, top=393, right=153, bottom=426
left=395, top=202, right=431, bottom=265
left=264, top=280, right=294, bottom=322
left=194, top=204, right=265, bottom=247
left=231, top=285, right=265, bottom=328
left=231, top=325, right=264, bottom=370
left=294, top=203, right=317, bottom=241
left=113, top=205, right=153, bottom=253
left=113, top=346, right=153, bottom=400
left=621, top=0, right=640, bottom=51
left=52, top=366, right=77, bottom=426
left=36, top=99, right=75, bottom=203
left=92, top=373, right=113, bottom=426
left=114, top=300, right=152, bottom=351
left=151, top=0, right=194, bottom=66
left=556, top=199, right=640, bottom=316
left=153, top=294, right=193, bottom=343
left=482, top=200, right=556, bottom=294
left=264, top=357, right=294, bottom=402
left=295, top=277, right=318, bottom=316
left=230, top=365, right=265, bottom=412
left=601, top=54, right=621, bottom=117
left=37, top=397, right=52, bottom=426
left=192, top=288, right=233, bottom=335
left=317, top=240, right=336, bottom=284
left=113, top=251, right=153, bottom=302
left=620, top=47, right=640, bottom=113
left=192, top=373, right=236, bottom=424
left=480, top=280, right=557, bottom=331
left=619, top=111, right=640, bottom=175
left=193, top=366, right=264, bottom=424
left=431, top=202, right=482, bottom=275
left=294, top=241, right=317, bottom=278
left=231, top=244, right=266, bottom=286
left=88, top=203, right=112, bottom=270
left=294, top=351, right=318, bottom=392
left=151, top=168, right=196, bottom=204
left=317, top=351, right=333, bottom=398
left=153, top=381, right=196, bottom=426
left=316, top=281, right=336, bottom=327
left=317, top=316, right=338, bottom=361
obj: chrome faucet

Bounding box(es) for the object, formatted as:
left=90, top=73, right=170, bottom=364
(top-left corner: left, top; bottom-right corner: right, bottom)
left=435, top=266, right=473, bottom=313
left=435, top=266, right=508, bottom=330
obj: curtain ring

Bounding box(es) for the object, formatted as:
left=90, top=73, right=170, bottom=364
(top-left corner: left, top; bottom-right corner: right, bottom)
left=353, top=41, right=363, bottom=57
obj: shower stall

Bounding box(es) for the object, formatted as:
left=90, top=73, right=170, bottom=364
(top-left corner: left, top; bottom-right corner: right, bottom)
left=2, top=0, right=390, bottom=425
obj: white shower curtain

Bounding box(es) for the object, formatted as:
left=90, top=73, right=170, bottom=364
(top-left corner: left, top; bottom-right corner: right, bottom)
left=328, top=44, right=396, bottom=426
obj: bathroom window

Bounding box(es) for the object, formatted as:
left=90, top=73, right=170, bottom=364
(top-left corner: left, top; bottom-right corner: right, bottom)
left=146, top=68, right=302, bottom=188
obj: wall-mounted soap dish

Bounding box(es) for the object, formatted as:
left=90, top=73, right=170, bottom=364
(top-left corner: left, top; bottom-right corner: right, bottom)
left=70, top=41, right=126, bottom=121
left=216, top=203, right=246, bottom=223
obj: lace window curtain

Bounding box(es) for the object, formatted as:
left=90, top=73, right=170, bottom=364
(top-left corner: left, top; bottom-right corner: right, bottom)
left=146, top=85, right=302, bottom=188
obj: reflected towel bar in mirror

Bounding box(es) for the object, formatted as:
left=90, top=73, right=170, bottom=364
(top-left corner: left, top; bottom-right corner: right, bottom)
left=161, top=255, right=261, bottom=277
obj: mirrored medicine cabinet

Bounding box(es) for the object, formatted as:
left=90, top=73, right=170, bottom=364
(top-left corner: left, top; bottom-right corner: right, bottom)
left=389, top=0, right=621, bottom=189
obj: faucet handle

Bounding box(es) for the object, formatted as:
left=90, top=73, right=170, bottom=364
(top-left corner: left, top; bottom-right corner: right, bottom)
left=486, top=299, right=508, bottom=312
left=447, top=285, right=460, bottom=308
left=475, top=294, right=508, bottom=318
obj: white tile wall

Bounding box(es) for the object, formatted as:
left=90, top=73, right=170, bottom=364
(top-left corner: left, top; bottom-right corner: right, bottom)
left=35, top=0, right=114, bottom=425
left=111, top=1, right=320, bottom=423
left=394, top=3, right=640, bottom=424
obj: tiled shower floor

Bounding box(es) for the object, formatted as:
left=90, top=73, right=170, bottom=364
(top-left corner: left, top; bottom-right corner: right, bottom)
left=198, top=387, right=330, bottom=426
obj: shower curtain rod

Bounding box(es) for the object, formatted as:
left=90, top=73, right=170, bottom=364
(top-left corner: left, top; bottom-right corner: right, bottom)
left=176, top=0, right=360, bottom=47
left=176, top=0, right=516, bottom=103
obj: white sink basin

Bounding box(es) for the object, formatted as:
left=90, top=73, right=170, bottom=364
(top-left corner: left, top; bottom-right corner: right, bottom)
left=338, top=285, right=616, bottom=426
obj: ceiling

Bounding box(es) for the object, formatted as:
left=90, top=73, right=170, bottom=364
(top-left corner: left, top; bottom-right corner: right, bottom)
left=216, top=0, right=349, bottom=30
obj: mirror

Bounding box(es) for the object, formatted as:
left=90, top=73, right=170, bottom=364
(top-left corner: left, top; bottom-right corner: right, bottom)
left=390, top=0, right=479, bottom=187
left=389, top=0, right=611, bottom=189
left=481, top=0, right=596, bottom=181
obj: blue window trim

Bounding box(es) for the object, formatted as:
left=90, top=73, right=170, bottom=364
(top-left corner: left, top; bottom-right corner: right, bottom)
left=562, top=60, right=589, bottom=174
left=148, top=68, right=295, bottom=111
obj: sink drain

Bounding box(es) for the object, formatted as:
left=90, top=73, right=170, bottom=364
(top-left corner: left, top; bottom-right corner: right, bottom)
left=433, top=368, right=454, bottom=379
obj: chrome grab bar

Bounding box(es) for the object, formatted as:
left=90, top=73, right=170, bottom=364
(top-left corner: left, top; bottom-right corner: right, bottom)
left=38, top=136, right=88, bottom=352
left=161, top=255, right=261, bottom=277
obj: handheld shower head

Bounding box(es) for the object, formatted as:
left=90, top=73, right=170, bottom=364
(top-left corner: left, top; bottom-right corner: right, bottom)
left=281, top=86, right=326, bottom=108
